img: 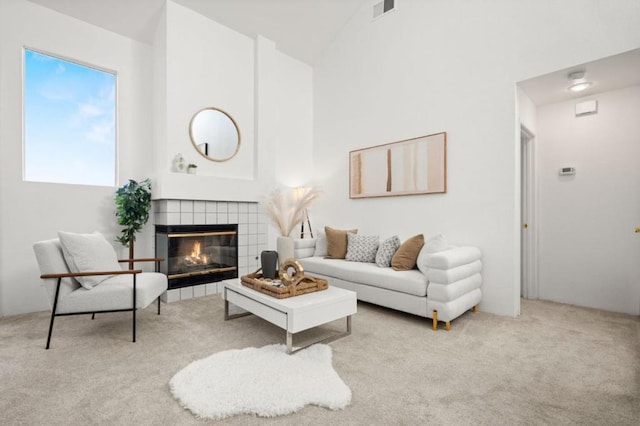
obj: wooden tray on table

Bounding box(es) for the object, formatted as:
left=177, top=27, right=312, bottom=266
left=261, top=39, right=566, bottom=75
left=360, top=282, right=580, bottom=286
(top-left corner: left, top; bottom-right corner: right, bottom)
left=240, top=260, right=328, bottom=299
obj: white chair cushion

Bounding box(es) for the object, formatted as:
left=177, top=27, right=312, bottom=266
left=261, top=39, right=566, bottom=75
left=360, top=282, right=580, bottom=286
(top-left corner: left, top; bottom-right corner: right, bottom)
left=56, top=272, right=167, bottom=314
left=58, top=231, right=122, bottom=289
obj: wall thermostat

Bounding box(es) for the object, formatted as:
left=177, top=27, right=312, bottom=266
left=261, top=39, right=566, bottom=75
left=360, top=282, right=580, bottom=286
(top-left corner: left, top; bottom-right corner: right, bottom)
left=559, top=167, right=576, bottom=176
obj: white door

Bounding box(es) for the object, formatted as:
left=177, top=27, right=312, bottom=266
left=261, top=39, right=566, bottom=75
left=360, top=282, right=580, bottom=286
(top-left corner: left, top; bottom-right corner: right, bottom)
left=520, top=126, right=537, bottom=300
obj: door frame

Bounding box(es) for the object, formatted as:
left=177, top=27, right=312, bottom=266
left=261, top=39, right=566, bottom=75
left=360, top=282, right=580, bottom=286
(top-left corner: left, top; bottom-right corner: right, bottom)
left=520, top=125, right=538, bottom=300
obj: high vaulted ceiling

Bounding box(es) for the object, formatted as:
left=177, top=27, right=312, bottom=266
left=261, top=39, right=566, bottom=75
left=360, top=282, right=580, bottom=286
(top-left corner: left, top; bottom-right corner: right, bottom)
left=27, top=0, right=369, bottom=65
left=26, top=0, right=640, bottom=103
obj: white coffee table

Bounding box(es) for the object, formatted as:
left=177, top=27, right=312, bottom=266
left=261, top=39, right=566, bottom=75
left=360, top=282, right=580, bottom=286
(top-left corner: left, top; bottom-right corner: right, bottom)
left=222, top=279, right=357, bottom=354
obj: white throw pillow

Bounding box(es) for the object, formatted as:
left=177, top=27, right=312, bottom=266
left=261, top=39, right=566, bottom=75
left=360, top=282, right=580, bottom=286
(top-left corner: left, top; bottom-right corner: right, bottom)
left=375, top=235, right=401, bottom=267
left=345, top=234, right=379, bottom=263
left=314, top=231, right=328, bottom=257
left=416, top=233, right=449, bottom=275
left=58, top=231, right=122, bottom=289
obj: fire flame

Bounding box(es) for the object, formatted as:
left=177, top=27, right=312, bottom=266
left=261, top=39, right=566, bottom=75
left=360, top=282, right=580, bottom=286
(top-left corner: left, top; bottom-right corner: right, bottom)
left=191, top=241, right=201, bottom=258
left=184, top=241, right=208, bottom=265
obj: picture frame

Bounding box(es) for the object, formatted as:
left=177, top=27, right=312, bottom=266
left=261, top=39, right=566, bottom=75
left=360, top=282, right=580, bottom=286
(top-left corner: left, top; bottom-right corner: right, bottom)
left=349, top=132, right=446, bottom=199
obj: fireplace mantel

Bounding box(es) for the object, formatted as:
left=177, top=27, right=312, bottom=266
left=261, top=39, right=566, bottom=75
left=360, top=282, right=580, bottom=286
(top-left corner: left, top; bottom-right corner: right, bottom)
left=151, top=172, right=269, bottom=203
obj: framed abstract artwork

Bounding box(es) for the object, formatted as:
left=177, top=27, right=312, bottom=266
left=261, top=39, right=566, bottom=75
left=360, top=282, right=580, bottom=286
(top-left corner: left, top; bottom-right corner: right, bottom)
left=349, top=132, right=446, bottom=199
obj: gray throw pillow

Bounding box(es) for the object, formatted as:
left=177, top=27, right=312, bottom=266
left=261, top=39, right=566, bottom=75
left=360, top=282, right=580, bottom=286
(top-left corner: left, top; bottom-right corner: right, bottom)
left=314, top=231, right=328, bottom=257
left=345, top=234, right=379, bottom=263
left=58, top=231, right=121, bottom=289
left=375, top=235, right=401, bottom=267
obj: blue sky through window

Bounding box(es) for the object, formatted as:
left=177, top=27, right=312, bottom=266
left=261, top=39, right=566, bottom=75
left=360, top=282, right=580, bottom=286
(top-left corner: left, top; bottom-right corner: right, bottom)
left=24, top=49, right=116, bottom=187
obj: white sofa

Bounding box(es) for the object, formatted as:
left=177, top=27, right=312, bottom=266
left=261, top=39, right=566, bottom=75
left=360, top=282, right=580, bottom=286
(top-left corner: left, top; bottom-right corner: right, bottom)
left=292, top=237, right=482, bottom=330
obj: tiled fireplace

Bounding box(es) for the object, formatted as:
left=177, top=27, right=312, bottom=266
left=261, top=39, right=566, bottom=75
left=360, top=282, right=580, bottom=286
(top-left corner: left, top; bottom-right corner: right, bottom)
left=154, top=199, right=268, bottom=302
left=156, top=224, right=239, bottom=289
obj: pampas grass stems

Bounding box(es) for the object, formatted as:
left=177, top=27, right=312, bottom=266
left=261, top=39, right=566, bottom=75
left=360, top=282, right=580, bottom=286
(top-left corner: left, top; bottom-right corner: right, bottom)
left=263, top=188, right=322, bottom=236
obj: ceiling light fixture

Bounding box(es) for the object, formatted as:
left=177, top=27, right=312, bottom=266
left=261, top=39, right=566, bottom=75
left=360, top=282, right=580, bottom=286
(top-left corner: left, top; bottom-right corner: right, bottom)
left=567, top=71, right=593, bottom=92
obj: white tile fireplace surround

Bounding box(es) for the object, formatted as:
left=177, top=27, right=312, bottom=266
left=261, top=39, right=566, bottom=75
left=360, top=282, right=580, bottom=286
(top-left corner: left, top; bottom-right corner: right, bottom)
left=154, top=199, right=268, bottom=303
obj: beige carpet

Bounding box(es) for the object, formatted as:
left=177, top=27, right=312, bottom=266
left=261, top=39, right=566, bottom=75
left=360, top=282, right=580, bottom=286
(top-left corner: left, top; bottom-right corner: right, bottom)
left=0, top=295, right=638, bottom=425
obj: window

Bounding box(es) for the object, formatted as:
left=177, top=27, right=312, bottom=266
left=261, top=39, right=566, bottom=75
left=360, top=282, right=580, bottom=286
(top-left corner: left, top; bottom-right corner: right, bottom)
left=23, top=49, right=117, bottom=187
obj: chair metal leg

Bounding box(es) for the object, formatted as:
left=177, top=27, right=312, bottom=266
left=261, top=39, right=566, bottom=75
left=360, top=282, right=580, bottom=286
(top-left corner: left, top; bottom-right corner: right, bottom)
left=157, top=297, right=161, bottom=315
left=91, top=313, right=95, bottom=320
left=46, top=278, right=62, bottom=350
left=46, top=311, right=56, bottom=350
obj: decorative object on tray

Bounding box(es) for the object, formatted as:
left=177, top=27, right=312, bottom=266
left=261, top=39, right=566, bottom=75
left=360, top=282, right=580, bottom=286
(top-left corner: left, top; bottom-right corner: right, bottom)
left=260, top=250, right=278, bottom=279
left=187, top=163, right=197, bottom=174
left=241, top=259, right=328, bottom=299
left=279, top=259, right=304, bottom=285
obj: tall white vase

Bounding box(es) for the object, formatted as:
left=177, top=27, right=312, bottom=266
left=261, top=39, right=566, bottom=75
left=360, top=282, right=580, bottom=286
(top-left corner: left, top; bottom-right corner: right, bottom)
left=276, top=236, right=295, bottom=266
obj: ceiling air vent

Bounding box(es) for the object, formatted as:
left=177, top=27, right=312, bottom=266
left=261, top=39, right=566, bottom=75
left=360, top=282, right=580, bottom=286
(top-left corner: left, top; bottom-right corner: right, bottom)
left=373, top=0, right=395, bottom=19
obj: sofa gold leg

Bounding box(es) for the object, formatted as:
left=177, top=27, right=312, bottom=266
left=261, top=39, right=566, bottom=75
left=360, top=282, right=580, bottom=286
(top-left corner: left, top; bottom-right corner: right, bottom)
left=472, top=305, right=478, bottom=313
left=432, top=310, right=438, bottom=331
left=445, top=321, right=451, bottom=331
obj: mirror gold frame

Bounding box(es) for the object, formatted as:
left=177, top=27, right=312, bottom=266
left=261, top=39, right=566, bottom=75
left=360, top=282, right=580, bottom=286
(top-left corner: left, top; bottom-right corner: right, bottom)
left=189, top=107, right=241, bottom=162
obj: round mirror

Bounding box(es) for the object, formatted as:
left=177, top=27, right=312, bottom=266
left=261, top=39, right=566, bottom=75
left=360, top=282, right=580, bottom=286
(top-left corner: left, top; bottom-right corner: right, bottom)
left=189, top=107, right=241, bottom=162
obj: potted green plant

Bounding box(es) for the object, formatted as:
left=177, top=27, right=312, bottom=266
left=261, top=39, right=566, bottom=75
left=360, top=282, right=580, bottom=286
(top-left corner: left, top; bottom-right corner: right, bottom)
left=187, top=163, right=198, bottom=174
left=115, top=179, right=152, bottom=269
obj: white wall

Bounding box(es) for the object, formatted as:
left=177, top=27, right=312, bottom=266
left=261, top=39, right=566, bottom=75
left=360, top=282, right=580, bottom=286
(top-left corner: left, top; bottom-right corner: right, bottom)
left=313, top=0, right=640, bottom=316
left=0, top=0, right=315, bottom=316
left=151, top=2, right=313, bottom=203
left=0, top=0, right=154, bottom=315
left=517, top=87, right=538, bottom=135
left=275, top=52, right=314, bottom=188
left=537, top=86, right=640, bottom=314
left=165, top=1, right=255, bottom=180
left=152, top=1, right=259, bottom=201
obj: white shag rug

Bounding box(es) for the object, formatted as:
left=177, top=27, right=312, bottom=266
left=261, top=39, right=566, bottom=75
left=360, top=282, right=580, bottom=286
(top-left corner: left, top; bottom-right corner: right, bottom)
left=169, top=344, right=352, bottom=420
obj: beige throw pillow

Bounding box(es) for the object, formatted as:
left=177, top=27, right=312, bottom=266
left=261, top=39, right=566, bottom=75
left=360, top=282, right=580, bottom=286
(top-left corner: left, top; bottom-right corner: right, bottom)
left=325, top=226, right=358, bottom=259
left=391, top=234, right=425, bottom=271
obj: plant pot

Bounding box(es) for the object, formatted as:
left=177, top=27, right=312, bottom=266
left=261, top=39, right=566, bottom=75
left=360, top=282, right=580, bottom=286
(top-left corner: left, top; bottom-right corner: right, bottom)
left=276, top=236, right=295, bottom=267
left=187, top=168, right=197, bottom=174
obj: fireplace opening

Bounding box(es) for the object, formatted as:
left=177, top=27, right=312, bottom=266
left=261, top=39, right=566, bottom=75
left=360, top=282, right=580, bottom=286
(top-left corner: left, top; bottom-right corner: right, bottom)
left=155, top=224, right=238, bottom=289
